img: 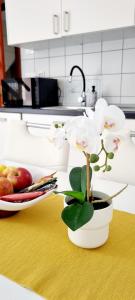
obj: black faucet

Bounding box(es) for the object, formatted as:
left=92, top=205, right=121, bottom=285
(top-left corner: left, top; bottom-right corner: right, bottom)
left=69, top=65, right=86, bottom=106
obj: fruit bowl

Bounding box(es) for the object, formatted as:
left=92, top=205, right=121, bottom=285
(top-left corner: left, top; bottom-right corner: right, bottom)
left=0, top=189, right=54, bottom=217
left=0, top=165, right=57, bottom=218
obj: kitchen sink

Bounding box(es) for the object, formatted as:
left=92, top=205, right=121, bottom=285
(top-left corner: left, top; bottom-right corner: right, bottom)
left=41, top=106, right=88, bottom=111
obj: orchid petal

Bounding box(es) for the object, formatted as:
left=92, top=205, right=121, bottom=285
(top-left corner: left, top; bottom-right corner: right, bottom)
left=104, top=134, right=122, bottom=152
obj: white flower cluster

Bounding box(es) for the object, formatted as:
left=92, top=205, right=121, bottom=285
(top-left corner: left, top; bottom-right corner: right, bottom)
left=49, top=98, right=125, bottom=154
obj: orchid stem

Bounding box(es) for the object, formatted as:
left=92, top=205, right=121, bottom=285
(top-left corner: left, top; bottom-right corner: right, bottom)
left=86, top=153, right=91, bottom=202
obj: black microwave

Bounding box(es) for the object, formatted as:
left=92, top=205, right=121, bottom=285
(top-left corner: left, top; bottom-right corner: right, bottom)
left=1, top=77, right=59, bottom=108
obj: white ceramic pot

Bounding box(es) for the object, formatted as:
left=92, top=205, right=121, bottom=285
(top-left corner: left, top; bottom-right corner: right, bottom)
left=66, top=191, right=113, bottom=249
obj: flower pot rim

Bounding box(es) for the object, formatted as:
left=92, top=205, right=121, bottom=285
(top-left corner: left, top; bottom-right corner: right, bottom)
left=65, top=190, right=112, bottom=209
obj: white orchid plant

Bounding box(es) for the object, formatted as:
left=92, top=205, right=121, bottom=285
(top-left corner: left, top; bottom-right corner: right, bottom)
left=50, top=99, right=127, bottom=231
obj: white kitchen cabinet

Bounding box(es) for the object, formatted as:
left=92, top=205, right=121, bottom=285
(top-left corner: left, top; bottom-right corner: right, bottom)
left=62, top=0, right=135, bottom=36
left=22, top=113, right=73, bottom=137
left=5, top=0, right=135, bottom=46
left=5, top=0, right=62, bottom=46
left=0, top=112, right=21, bottom=121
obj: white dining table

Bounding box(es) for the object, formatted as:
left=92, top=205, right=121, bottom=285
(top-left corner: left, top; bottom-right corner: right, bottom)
left=0, top=167, right=135, bottom=299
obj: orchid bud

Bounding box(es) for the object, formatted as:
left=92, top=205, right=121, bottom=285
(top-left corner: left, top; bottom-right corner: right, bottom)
left=90, top=154, right=99, bottom=163
left=106, top=165, right=112, bottom=171
left=94, top=165, right=100, bottom=171
left=107, top=152, right=114, bottom=159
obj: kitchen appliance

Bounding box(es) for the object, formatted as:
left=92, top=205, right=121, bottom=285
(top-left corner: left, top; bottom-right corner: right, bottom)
left=1, top=78, right=59, bottom=108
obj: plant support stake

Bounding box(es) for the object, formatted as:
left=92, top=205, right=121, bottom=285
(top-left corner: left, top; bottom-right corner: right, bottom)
left=86, top=153, right=91, bottom=202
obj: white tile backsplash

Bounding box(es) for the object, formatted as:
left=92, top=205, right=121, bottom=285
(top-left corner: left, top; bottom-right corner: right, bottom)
left=102, top=50, right=122, bottom=74
left=35, top=58, right=49, bottom=77
left=103, top=96, right=121, bottom=104
left=83, top=53, right=101, bottom=75
left=121, top=97, right=135, bottom=105
left=21, top=59, right=35, bottom=77
left=122, top=49, right=135, bottom=73
left=102, top=29, right=123, bottom=51
left=34, top=48, right=49, bottom=59
left=21, top=27, right=135, bottom=106
left=121, top=74, right=135, bottom=96
left=50, top=56, right=65, bottom=77
left=83, top=32, right=101, bottom=53
left=21, top=48, right=35, bottom=60
left=65, top=36, right=83, bottom=55
left=102, top=74, right=121, bottom=97
left=66, top=55, right=82, bottom=76
left=124, top=27, right=135, bottom=49
left=49, top=39, right=65, bottom=57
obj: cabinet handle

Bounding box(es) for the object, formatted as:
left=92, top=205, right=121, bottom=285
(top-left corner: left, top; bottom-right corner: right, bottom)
left=64, top=11, right=70, bottom=32
left=53, top=14, right=59, bottom=35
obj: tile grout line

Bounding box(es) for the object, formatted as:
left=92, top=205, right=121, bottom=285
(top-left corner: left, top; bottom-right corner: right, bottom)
left=120, top=31, right=125, bottom=105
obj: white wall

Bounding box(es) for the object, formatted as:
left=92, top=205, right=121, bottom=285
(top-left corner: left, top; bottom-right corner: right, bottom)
left=20, top=27, right=135, bottom=107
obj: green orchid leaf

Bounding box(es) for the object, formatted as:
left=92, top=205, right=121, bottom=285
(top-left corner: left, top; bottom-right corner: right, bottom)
left=61, top=202, right=94, bottom=231
left=62, top=191, right=85, bottom=203
left=81, top=165, right=92, bottom=194
left=69, top=167, right=82, bottom=191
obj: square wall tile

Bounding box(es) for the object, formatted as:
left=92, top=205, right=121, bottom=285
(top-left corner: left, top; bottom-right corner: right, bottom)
left=121, top=97, right=135, bottom=105
left=35, top=58, right=49, bottom=77
left=102, top=50, right=122, bottom=74
left=83, top=53, right=101, bottom=75
left=49, top=38, right=65, bottom=57
left=103, top=96, right=120, bottom=104
left=122, top=49, right=135, bottom=73
left=63, top=92, right=82, bottom=107
left=21, top=48, right=34, bottom=60
left=65, top=76, right=83, bottom=94
left=34, top=48, right=49, bottom=59
left=102, top=74, right=121, bottom=96
left=83, top=32, right=101, bottom=53
left=66, top=55, right=82, bottom=76
left=21, top=59, right=35, bottom=77
left=121, top=74, right=135, bottom=96
left=102, top=29, right=123, bottom=51
left=57, top=77, right=65, bottom=98
left=50, top=56, right=65, bottom=77
left=124, top=27, right=135, bottom=49
left=86, top=76, right=102, bottom=99
left=65, top=35, right=83, bottom=55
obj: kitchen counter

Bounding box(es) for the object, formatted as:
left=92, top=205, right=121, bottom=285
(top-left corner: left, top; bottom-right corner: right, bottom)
left=0, top=106, right=135, bottom=118
left=0, top=107, right=85, bottom=116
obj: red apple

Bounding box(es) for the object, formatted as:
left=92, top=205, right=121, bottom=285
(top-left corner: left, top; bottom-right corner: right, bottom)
left=0, top=177, right=14, bottom=196
left=6, top=167, right=33, bottom=191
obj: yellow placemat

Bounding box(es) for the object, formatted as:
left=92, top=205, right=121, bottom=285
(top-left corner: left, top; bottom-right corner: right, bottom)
left=0, top=194, right=135, bottom=300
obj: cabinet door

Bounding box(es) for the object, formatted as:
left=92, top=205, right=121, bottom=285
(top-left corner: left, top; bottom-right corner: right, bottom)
left=0, top=112, right=21, bottom=121
left=62, top=0, right=135, bottom=36
left=5, top=0, right=61, bottom=46
left=22, top=114, right=73, bottom=137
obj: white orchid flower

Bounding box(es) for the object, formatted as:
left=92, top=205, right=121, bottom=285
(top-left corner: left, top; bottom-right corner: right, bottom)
left=49, top=125, right=66, bottom=149
left=104, top=134, right=122, bottom=152
left=94, top=98, right=125, bottom=134
left=65, top=116, right=100, bottom=154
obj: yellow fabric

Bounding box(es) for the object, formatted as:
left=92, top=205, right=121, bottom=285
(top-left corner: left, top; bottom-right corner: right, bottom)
left=0, top=194, right=135, bottom=300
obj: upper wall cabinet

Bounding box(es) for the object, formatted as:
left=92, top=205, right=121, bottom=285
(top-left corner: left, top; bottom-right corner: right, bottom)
left=5, top=0, right=135, bottom=47
left=62, top=0, right=135, bottom=36
left=5, top=0, right=62, bottom=45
